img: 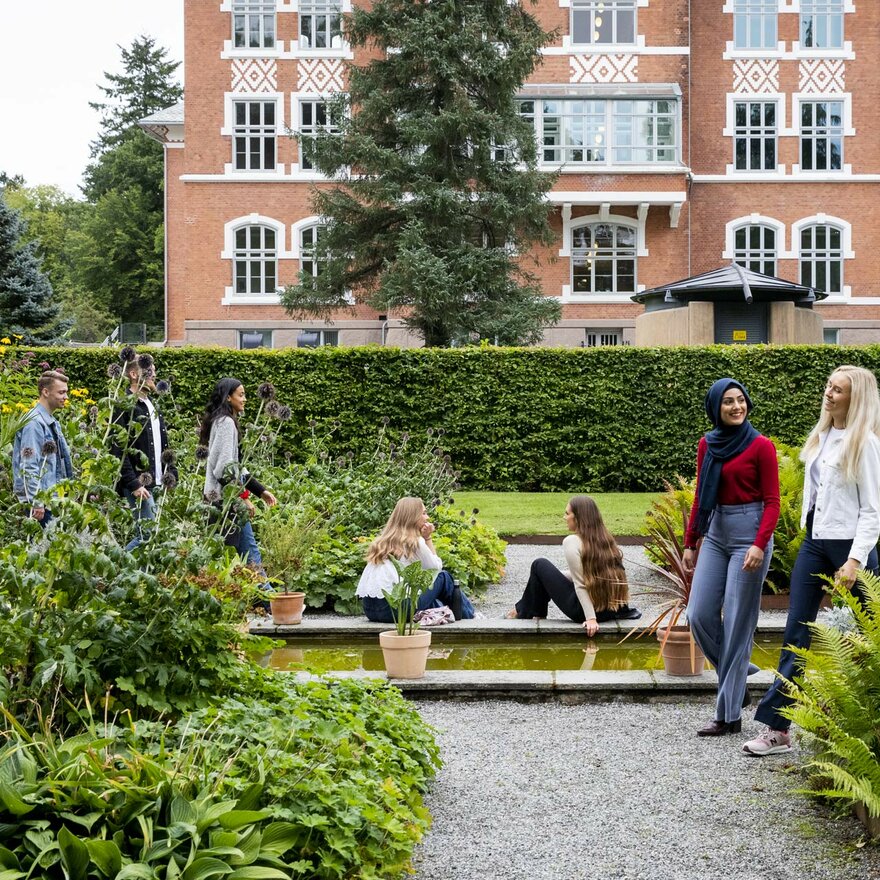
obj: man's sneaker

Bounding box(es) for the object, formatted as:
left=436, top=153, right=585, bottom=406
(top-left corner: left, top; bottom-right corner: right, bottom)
left=742, top=729, right=792, bottom=756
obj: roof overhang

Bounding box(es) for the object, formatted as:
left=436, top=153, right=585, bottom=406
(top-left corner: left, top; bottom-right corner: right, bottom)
left=519, top=82, right=682, bottom=100
left=139, top=101, right=185, bottom=145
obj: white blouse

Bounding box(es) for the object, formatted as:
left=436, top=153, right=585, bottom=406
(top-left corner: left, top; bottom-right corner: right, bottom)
left=356, top=537, right=443, bottom=599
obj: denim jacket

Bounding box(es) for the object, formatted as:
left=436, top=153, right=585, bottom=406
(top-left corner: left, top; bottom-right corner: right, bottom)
left=12, top=403, right=73, bottom=504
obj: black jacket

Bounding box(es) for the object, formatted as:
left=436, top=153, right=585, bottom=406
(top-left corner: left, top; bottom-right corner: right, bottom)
left=110, top=394, right=177, bottom=495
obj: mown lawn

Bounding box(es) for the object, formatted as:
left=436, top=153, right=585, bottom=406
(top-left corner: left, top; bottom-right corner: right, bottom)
left=452, top=492, right=659, bottom=536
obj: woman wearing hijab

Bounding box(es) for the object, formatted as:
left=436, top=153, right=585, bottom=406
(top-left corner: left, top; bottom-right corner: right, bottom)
left=683, top=378, right=780, bottom=737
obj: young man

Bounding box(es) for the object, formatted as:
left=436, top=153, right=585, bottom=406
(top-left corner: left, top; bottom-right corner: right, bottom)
left=110, top=359, right=177, bottom=550
left=12, top=370, right=73, bottom=527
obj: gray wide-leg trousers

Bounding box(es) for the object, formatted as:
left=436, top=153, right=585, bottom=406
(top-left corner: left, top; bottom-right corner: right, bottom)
left=687, top=503, right=772, bottom=723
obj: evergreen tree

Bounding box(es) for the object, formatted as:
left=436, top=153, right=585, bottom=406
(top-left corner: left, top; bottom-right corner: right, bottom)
left=0, top=197, right=64, bottom=343
left=281, top=0, right=560, bottom=347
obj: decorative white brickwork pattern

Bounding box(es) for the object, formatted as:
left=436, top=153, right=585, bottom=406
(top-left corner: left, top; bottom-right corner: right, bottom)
left=799, top=59, right=846, bottom=94
left=231, top=58, right=277, bottom=93
left=297, top=59, right=345, bottom=93
left=732, top=59, right=779, bottom=94
left=570, top=54, right=638, bottom=84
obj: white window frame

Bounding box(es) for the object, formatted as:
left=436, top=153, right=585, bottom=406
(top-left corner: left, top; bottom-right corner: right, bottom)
left=798, top=98, right=844, bottom=173
left=570, top=220, right=638, bottom=297
left=299, top=223, right=327, bottom=279
left=239, top=329, right=274, bottom=349
left=230, top=99, right=279, bottom=173
left=723, top=94, right=788, bottom=178
left=734, top=100, right=777, bottom=171
left=584, top=329, right=623, bottom=347
left=233, top=0, right=276, bottom=49
left=799, top=0, right=844, bottom=49
left=297, top=98, right=341, bottom=171
left=221, top=214, right=291, bottom=305
left=297, top=328, right=339, bottom=347
left=298, top=0, right=344, bottom=50
left=733, top=223, right=778, bottom=277
left=796, top=218, right=850, bottom=297
left=570, top=0, right=637, bottom=47
left=723, top=214, right=791, bottom=261
left=733, top=0, right=778, bottom=50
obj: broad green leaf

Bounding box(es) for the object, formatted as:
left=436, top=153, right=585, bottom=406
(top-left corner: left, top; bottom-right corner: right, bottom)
left=169, top=796, right=198, bottom=828
left=227, top=869, right=290, bottom=880
left=58, top=826, right=90, bottom=880
left=0, top=871, right=27, bottom=880
left=85, top=840, right=122, bottom=878
left=181, top=857, right=234, bottom=880
left=0, top=847, right=20, bottom=870
left=258, top=823, right=299, bottom=857
left=116, top=863, right=157, bottom=879
left=0, top=781, right=33, bottom=817
left=196, top=800, right=238, bottom=834
left=232, top=785, right=263, bottom=812
left=217, top=811, right=270, bottom=831
left=229, top=829, right=260, bottom=867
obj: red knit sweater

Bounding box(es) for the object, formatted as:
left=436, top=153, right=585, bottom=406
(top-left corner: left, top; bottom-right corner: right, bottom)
left=684, top=435, right=780, bottom=550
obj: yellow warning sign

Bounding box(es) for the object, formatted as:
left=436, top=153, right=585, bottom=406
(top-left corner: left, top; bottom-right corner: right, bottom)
left=733, top=330, right=747, bottom=341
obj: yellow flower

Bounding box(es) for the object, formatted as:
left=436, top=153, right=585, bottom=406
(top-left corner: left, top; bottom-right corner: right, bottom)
left=16, top=402, right=28, bottom=410
left=1, top=405, right=10, bottom=414
left=0, top=347, right=6, bottom=355
left=85, top=398, right=96, bottom=405
left=12, top=334, right=22, bottom=339
left=0, top=337, right=10, bottom=344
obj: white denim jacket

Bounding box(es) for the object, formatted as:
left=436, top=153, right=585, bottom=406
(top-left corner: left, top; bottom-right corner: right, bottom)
left=800, top=430, right=880, bottom=565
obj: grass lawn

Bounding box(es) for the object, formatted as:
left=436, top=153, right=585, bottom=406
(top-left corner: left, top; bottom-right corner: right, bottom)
left=452, top=492, right=659, bottom=536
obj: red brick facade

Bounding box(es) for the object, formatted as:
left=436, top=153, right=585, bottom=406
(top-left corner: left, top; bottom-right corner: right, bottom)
left=140, top=1, right=880, bottom=348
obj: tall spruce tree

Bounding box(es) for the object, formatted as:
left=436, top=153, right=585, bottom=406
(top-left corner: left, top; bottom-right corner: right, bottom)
left=281, top=0, right=560, bottom=347
left=0, top=197, right=63, bottom=343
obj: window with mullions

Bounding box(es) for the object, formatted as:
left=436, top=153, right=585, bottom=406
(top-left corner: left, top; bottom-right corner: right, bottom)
left=298, top=101, right=340, bottom=170
left=733, top=0, right=777, bottom=50
left=800, top=224, right=843, bottom=294
left=801, top=0, right=844, bottom=49
left=239, top=330, right=273, bottom=349
left=234, top=226, right=277, bottom=295
left=297, top=329, right=338, bottom=347
left=233, top=101, right=276, bottom=171
left=571, top=0, right=636, bottom=46
left=233, top=0, right=275, bottom=49
left=299, top=0, right=343, bottom=49
left=734, top=101, right=776, bottom=171
left=800, top=101, right=842, bottom=171
left=571, top=223, right=636, bottom=294
left=533, top=99, right=676, bottom=166
left=300, top=225, right=327, bottom=278
left=734, top=225, right=777, bottom=277
left=585, top=330, right=622, bottom=347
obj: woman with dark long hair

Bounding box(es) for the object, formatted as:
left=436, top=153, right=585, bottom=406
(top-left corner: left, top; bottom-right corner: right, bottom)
left=200, top=377, right=277, bottom=562
left=507, top=496, right=639, bottom=634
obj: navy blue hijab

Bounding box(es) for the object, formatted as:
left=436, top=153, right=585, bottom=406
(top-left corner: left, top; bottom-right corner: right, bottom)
left=694, top=378, right=759, bottom=536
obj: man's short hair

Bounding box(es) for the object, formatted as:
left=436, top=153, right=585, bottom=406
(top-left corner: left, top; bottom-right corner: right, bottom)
left=38, top=371, right=68, bottom=394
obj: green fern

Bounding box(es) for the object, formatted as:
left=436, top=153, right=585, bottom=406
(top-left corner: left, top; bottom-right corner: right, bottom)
left=783, top=571, right=880, bottom=821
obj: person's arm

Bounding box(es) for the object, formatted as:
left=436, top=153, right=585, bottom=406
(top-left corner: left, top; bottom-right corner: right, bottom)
left=742, top=437, right=781, bottom=572
left=208, top=419, right=238, bottom=484
left=682, top=440, right=706, bottom=572
left=415, top=536, right=443, bottom=571
left=16, top=416, right=44, bottom=504
left=563, top=535, right=597, bottom=633
left=841, top=436, right=880, bottom=581
left=110, top=403, right=141, bottom=494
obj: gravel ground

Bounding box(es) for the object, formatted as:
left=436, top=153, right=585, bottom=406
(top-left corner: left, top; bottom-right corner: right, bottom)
left=413, top=699, right=880, bottom=880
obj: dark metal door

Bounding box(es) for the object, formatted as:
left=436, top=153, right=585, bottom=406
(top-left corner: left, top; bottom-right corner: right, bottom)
left=714, top=303, right=768, bottom=344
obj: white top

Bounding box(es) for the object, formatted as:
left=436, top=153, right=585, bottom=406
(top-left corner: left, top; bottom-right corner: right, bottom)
left=356, top=537, right=443, bottom=598
left=143, top=397, right=163, bottom=487
left=562, top=534, right=597, bottom=622
left=808, top=426, right=844, bottom=509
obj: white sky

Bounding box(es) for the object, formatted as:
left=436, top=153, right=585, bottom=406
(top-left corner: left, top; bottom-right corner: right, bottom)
left=0, top=1, right=185, bottom=199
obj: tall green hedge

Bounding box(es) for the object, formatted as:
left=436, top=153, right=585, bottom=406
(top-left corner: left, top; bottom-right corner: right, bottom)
left=31, top=344, right=880, bottom=491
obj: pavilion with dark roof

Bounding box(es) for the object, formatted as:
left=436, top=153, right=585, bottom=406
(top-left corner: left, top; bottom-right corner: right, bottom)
left=630, top=263, right=826, bottom=346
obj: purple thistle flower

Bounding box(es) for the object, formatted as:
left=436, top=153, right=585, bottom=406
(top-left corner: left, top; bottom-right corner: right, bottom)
left=308, top=419, right=317, bottom=428
left=21, top=446, right=35, bottom=460
left=119, top=346, right=136, bottom=363
left=277, top=405, right=292, bottom=421
left=265, top=400, right=281, bottom=417
left=38, top=361, right=50, bottom=370
left=137, top=353, right=154, bottom=370
left=381, top=416, right=391, bottom=426
left=257, top=382, right=276, bottom=400
left=106, top=363, right=123, bottom=379
left=41, top=440, right=58, bottom=457
left=206, top=489, right=221, bottom=502
left=138, top=472, right=153, bottom=487
left=195, top=445, right=209, bottom=461
left=161, top=449, right=176, bottom=465
left=162, top=470, right=178, bottom=490
left=156, top=379, right=171, bottom=394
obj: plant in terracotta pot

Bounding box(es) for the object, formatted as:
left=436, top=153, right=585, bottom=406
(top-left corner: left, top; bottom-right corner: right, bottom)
left=259, top=508, right=325, bottom=625
left=379, top=560, right=435, bottom=679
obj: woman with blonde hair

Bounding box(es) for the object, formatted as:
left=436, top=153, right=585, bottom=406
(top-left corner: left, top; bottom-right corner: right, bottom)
left=507, top=496, right=639, bottom=634
left=744, top=365, right=880, bottom=756
left=356, top=496, right=475, bottom=623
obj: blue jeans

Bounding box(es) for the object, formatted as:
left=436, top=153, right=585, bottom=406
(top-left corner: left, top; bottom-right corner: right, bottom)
left=688, top=503, right=772, bottom=723
left=362, top=571, right=474, bottom=622
left=124, top=490, right=157, bottom=551
left=235, top=520, right=263, bottom=566
left=754, top=513, right=877, bottom=731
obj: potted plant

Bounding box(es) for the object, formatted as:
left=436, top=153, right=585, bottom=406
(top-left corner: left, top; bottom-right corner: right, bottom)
left=628, top=483, right=704, bottom=676
left=259, top=509, right=324, bottom=625
left=379, top=560, right=435, bottom=679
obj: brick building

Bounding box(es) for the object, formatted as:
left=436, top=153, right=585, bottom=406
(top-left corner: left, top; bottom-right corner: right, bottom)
left=140, top=1, right=880, bottom=349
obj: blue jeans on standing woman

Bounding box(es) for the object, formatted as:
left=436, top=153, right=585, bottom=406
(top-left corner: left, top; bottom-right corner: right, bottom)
left=754, top=510, right=877, bottom=731
left=688, top=503, right=773, bottom=724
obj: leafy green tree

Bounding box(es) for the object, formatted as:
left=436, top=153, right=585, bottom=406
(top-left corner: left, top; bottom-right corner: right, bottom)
left=281, top=0, right=560, bottom=347
left=0, top=197, right=65, bottom=343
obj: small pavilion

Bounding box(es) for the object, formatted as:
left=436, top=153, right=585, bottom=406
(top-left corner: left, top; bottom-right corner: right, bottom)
left=630, top=263, right=826, bottom=346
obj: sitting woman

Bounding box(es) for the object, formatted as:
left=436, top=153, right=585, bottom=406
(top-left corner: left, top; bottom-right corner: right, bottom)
left=507, top=495, right=639, bottom=634
left=356, top=496, right=475, bottom=623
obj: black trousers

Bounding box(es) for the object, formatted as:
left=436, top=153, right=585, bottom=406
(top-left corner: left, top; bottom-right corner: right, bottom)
left=515, top=558, right=585, bottom=622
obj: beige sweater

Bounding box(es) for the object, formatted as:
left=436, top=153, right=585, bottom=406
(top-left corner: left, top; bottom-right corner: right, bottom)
left=561, top=534, right=596, bottom=622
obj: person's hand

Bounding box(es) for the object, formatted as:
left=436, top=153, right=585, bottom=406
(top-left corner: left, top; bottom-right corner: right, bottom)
left=582, top=617, right=598, bottom=636
left=243, top=497, right=256, bottom=515
left=133, top=486, right=151, bottom=501
left=835, top=558, right=859, bottom=588
left=30, top=505, right=45, bottom=521
left=682, top=548, right=696, bottom=573
left=261, top=490, right=277, bottom=507
left=421, top=520, right=435, bottom=539
left=742, top=545, right=765, bottom=572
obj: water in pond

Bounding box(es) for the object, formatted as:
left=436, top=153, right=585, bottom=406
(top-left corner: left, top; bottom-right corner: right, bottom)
left=264, top=634, right=785, bottom=673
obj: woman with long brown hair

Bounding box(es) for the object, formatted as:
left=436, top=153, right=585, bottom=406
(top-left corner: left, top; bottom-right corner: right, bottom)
left=507, top=496, right=639, bottom=634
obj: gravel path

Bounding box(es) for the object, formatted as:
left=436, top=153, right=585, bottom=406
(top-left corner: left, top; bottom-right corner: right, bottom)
left=413, top=699, right=880, bottom=880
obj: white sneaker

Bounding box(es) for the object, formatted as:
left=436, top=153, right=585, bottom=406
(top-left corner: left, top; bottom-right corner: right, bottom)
left=742, top=728, right=792, bottom=756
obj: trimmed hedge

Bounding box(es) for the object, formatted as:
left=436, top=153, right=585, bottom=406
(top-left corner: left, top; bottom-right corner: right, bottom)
left=31, top=344, right=880, bottom=491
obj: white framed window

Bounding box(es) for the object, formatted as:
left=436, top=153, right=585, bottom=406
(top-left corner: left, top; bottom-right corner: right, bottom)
left=733, top=0, right=777, bottom=50
left=571, top=0, right=636, bottom=46
left=233, top=0, right=276, bottom=49
left=800, top=101, right=842, bottom=171
left=300, top=224, right=327, bottom=278
left=239, top=329, right=273, bottom=349
left=572, top=223, right=637, bottom=294
left=297, top=329, right=339, bottom=347
left=800, top=224, right=843, bottom=294
left=734, top=101, right=776, bottom=171
left=233, top=100, right=276, bottom=171
left=299, top=0, right=343, bottom=49
left=734, top=224, right=777, bottom=277
left=234, top=225, right=278, bottom=295
left=801, top=0, right=844, bottom=50
left=298, top=100, right=340, bottom=170
left=823, top=327, right=840, bottom=345
left=522, top=98, right=677, bottom=167
left=585, top=329, right=622, bottom=347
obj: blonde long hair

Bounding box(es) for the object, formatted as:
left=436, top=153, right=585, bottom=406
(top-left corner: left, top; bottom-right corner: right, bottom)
left=366, top=497, right=425, bottom=565
left=800, top=366, right=880, bottom=482
left=570, top=495, right=629, bottom=612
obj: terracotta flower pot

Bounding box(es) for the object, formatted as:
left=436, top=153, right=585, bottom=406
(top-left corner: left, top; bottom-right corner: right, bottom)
left=379, top=630, right=432, bottom=679
left=270, top=591, right=305, bottom=625
left=656, top=625, right=706, bottom=676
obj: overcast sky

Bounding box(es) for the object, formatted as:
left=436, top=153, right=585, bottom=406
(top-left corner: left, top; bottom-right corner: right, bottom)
left=0, top=1, right=184, bottom=199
